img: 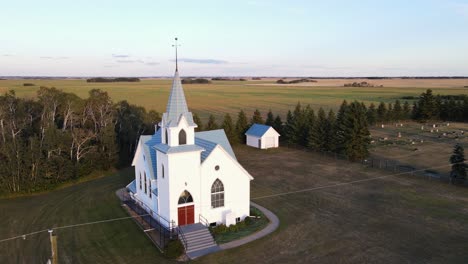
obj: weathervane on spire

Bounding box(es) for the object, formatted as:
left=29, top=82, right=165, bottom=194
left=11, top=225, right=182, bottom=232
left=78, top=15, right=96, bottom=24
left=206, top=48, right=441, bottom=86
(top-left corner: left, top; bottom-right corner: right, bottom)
left=172, top=37, right=180, bottom=71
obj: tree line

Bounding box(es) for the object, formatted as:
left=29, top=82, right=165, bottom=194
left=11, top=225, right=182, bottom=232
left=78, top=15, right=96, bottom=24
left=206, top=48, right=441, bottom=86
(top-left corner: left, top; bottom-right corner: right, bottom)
left=0, top=87, right=159, bottom=194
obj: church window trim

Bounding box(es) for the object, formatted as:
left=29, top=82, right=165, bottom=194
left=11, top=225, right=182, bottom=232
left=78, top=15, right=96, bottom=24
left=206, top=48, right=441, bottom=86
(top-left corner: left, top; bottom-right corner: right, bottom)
left=211, top=179, right=224, bottom=208
left=178, top=190, right=194, bottom=205
left=149, top=181, right=152, bottom=198
left=139, top=172, right=142, bottom=190
left=179, top=129, right=187, bottom=145
left=144, top=172, right=147, bottom=194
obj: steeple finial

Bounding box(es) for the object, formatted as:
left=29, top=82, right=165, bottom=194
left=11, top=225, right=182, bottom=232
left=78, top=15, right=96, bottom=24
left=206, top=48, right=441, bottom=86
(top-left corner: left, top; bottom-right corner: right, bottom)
left=172, top=37, right=180, bottom=71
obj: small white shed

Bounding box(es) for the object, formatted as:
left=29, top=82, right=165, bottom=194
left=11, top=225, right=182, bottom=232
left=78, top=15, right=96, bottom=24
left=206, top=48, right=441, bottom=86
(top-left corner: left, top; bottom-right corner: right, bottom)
left=245, top=124, right=280, bottom=149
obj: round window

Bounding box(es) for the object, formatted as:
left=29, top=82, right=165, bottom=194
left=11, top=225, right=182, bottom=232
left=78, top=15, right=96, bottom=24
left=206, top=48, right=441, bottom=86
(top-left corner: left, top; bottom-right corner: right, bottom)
left=215, top=165, right=220, bottom=171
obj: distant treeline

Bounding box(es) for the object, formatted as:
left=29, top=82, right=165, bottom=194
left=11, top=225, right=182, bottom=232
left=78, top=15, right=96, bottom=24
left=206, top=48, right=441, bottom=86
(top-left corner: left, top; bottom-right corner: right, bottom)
left=23, top=83, right=35, bottom=86
left=0, top=87, right=159, bottom=195
left=344, top=81, right=382, bottom=87
left=181, top=78, right=211, bottom=84
left=211, top=77, right=247, bottom=81
left=276, top=79, right=317, bottom=84
left=86, top=77, right=141, bottom=83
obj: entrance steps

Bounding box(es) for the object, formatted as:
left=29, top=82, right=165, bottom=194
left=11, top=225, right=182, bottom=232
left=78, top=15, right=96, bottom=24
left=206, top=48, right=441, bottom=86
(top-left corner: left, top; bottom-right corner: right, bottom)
left=179, top=223, right=220, bottom=259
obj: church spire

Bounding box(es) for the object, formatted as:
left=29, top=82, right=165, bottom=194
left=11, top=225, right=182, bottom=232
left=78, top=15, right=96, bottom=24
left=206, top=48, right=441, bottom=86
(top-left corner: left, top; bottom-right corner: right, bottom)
left=172, top=37, right=180, bottom=72
left=162, top=38, right=196, bottom=128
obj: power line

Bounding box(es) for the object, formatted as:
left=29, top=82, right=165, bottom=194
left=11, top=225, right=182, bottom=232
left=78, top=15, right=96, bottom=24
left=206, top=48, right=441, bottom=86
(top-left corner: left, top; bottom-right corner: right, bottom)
left=0, top=160, right=461, bottom=245
left=251, top=162, right=456, bottom=200
left=0, top=213, right=149, bottom=244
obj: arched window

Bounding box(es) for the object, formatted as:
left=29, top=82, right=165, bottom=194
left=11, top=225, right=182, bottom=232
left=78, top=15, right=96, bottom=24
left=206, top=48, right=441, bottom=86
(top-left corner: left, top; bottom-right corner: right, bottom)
left=149, top=181, right=152, bottom=198
left=179, top=129, right=187, bottom=145
left=178, top=190, right=193, bottom=204
left=162, top=164, right=165, bottom=179
left=211, top=179, right=224, bottom=208
left=144, top=172, right=147, bottom=194
left=165, top=129, right=168, bottom=144
left=139, top=172, right=142, bottom=190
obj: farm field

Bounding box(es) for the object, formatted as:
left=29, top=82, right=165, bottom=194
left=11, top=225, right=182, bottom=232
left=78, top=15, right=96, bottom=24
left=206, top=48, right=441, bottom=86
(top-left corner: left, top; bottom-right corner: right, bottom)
left=0, top=78, right=466, bottom=120
left=1, top=146, right=468, bottom=263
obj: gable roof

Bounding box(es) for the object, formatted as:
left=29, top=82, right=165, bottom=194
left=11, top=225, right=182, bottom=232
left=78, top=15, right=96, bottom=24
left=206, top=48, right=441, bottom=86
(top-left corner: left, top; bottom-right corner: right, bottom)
left=195, top=129, right=237, bottom=162
left=245, top=124, right=279, bottom=137
left=135, top=128, right=238, bottom=178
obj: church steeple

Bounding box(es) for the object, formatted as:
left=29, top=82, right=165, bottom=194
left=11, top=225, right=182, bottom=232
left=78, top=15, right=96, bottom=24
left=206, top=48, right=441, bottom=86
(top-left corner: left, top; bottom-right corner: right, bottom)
left=160, top=37, right=197, bottom=146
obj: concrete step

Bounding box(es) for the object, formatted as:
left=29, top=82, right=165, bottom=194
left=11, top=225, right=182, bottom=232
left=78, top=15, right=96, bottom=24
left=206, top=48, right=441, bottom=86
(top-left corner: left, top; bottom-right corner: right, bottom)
left=185, top=232, right=212, bottom=240
left=186, top=237, right=215, bottom=247
left=184, top=229, right=209, bottom=236
left=187, top=242, right=217, bottom=253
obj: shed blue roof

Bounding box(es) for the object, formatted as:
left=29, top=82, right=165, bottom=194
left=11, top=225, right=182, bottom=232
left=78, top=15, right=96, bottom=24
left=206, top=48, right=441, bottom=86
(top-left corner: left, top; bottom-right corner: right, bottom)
left=245, top=124, right=274, bottom=137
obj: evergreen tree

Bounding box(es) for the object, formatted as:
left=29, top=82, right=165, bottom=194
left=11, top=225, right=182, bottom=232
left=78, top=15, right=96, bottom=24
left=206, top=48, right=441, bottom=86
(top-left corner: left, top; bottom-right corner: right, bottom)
left=222, top=113, right=237, bottom=144
left=251, top=109, right=264, bottom=124
left=366, top=103, right=377, bottom=125
left=387, top=103, right=394, bottom=122
left=326, top=109, right=336, bottom=151
left=393, top=100, right=403, bottom=121
left=411, top=101, right=419, bottom=119
left=403, top=101, right=411, bottom=119
left=265, top=110, right=275, bottom=126
left=308, top=108, right=327, bottom=151
left=334, top=100, right=349, bottom=153
left=273, top=115, right=283, bottom=135
left=235, top=110, right=249, bottom=143
left=450, top=144, right=467, bottom=184
left=205, top=114, right=218, bottom=130
left=302, top=105, right=315, bottom=146
left=284, top=110, right=296, bottom=144
left=336, top=101, right=370, bottom=160
left=416, top=89, right=438, bottom=121
left=377, top=102, right=387, bottom=123
left=193, top=113, right=203, bottom=131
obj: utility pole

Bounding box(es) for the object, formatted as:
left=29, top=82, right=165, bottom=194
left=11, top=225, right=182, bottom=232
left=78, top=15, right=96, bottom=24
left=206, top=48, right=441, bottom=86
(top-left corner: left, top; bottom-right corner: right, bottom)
left=48, top=229, right=58, bottom=264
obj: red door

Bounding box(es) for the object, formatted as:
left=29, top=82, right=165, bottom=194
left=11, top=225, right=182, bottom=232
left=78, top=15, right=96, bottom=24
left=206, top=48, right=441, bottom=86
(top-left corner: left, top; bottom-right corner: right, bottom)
left=178, top=205, right=194, bottom=226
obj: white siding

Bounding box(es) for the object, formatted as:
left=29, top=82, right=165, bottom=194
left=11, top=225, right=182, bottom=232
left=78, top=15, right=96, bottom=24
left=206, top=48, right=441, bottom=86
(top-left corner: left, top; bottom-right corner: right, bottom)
left=199, top=146, right=251, bottom=225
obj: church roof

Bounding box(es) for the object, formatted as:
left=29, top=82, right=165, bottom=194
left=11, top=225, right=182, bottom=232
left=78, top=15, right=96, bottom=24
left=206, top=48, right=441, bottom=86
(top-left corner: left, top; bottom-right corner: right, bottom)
left=126, top=180, right=137, bottom=194
left=139, top=128, right=237, bottom=179
left=245, top=124, right=278, bottom=137
left=163, top=70, right=195, bottom=127
left=140, top=129, right=162, bottom=180
left=195, top=129, right=237, bottom=162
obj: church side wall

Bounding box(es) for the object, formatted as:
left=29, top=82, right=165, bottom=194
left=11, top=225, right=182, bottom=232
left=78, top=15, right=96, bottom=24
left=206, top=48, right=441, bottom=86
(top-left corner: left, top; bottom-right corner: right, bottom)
left=133, top=149, right=157, bottom=217
left=200, top=147, right=251, bottom=225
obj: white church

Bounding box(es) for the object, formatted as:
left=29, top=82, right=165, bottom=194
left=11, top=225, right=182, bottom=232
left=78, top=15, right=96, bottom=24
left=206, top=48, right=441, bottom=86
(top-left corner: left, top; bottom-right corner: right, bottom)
left=126, top=63, right=253, bottom=228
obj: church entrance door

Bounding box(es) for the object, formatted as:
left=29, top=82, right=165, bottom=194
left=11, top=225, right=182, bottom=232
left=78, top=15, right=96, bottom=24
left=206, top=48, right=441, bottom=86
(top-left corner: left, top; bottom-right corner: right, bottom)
left=178, top=205, right=194, bottom=226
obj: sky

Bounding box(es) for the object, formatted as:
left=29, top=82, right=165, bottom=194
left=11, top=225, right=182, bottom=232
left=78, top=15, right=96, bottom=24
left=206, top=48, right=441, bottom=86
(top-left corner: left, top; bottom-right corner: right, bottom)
left=1, top=0, right=468, bottom=77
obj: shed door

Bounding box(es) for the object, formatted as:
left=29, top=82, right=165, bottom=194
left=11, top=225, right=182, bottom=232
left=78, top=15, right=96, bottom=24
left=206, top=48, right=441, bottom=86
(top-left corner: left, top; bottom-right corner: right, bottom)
left=178, top=205, right=194, bottom=226
left=265, top=137, right=275, bottom=148
left=258, top=138, right=261, bottom=148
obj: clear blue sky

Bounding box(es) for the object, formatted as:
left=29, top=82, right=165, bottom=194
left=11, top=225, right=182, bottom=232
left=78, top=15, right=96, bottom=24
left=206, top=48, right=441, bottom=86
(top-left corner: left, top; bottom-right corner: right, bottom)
left=1, top=0, right=467, bottom=76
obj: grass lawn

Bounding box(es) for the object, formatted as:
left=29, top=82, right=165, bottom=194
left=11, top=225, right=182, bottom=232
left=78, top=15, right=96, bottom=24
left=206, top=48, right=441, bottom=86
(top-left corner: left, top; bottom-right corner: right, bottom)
left=0, top=168, right=172, bottom=264
left=1, top=146, right=468, bottom=263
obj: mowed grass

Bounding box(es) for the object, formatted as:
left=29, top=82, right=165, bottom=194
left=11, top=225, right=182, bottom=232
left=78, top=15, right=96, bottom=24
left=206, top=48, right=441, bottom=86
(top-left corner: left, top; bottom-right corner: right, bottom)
left=1, top=146, right=468, bottom=263
left=1, top=78, right=466, bottom=120
left=0, top=168, right=171, bottom=264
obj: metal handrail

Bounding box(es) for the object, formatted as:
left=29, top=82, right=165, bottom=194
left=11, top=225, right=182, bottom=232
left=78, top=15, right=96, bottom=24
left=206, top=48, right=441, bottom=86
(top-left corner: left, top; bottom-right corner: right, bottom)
left=177, top=226, right=188, bottom=253
left=199, top=214, right=209, bottom=227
